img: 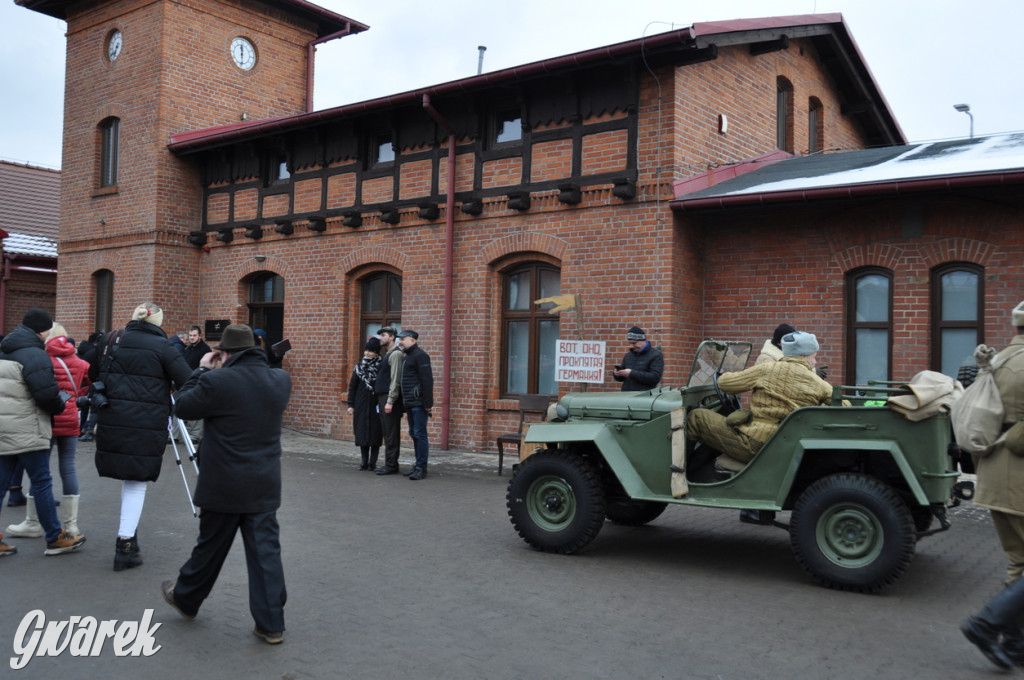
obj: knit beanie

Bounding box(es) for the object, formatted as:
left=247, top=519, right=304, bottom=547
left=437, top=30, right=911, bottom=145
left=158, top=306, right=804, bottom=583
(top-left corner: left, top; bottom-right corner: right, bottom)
left=626, top=326, right=646, bottom=341
left=132, top=303, right=164, bottom=328
left=782, top=331, right=820, bottom=356
left=771, top=323, right=797, bottom=348
left=365, top=336, right=382, bottom=353
left=22, top=308, right=53, bottom=334
left=1013, top=300, right=1024, bottom=327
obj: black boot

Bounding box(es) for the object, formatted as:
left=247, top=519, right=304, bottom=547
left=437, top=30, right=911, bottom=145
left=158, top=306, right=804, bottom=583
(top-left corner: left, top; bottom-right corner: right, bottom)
left=367, top=447, right=380, bottom=472
left=113, top=536, right=143, bottom=572
left=7, top=486, right=26, bottom=507
left=358, top=447, right=369, bottom=470
left=961, top=577, right=1024, bottom=669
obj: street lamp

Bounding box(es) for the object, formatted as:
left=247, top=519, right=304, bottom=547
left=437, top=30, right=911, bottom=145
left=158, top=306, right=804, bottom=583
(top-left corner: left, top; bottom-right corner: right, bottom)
left=954, top=103, right=974, bottom=139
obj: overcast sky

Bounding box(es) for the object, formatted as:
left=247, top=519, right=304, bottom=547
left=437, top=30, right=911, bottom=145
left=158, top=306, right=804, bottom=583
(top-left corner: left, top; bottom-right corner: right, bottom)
left=2, top=0, right=1022, bottom=170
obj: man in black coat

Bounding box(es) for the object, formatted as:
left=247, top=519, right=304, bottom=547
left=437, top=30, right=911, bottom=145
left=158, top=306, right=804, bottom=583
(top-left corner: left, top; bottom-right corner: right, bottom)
left=163, top=324, right=293, bottom=644
left=613, top=325, right=664, bottom=391
left=397, top=329, right=433, bottom=480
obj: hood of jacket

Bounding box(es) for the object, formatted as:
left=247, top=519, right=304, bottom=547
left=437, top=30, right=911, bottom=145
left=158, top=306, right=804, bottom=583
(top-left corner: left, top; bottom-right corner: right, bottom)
left=0, top=325, right=45, bottom=356
left=46, top=335, right=76, bottom=359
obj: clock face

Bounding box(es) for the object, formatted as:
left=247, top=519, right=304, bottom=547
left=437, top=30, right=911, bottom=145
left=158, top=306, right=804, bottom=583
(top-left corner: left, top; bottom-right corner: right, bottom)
left=107, top=30, right=122, bottom=62
left=230, top=37, right=256, bottom=71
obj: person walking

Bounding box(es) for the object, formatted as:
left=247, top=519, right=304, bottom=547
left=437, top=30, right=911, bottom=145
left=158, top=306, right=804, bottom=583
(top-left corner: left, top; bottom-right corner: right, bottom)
left=347, top=336, right=383, bottom=470
left=396, top=330, right=433, bottom=480
left=961, top=300, right=1024, bottom=670
left=94, top=303, right=192, bottom=571
left=375, top=327, right=405, bottom=475
left=6, top=323, right=90, bottom=539
left=161, top=324, right=292, bottom=644
left=0, top=309, right=85, bottom=557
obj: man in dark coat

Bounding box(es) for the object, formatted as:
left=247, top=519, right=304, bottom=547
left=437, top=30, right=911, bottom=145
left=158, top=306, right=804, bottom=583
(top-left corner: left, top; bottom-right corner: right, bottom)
left=95, top=302, right=192, bottom=571
left=163, top=324, right=292, bottom=644
left=397, top=329, right=433, bottom=480
left=613, top=325, right=664, bottom=391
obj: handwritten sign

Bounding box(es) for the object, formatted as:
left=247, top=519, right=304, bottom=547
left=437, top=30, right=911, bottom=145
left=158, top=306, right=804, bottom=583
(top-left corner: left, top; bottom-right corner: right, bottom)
left=555, top=339, right=606, bottom=383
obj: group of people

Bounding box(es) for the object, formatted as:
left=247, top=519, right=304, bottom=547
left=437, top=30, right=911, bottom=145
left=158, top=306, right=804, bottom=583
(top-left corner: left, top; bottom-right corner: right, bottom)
left=345, top=326, right=434, bottom=481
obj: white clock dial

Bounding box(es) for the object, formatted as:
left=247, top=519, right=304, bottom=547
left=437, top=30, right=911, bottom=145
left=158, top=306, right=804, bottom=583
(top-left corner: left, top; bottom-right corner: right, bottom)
left=230, top=37, right=256, bottom=71
left=107, top=30, right=122, bottom=62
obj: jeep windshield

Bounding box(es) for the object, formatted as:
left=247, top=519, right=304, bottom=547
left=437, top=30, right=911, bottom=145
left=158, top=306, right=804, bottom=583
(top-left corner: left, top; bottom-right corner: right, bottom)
left=688, top=341, right=752, bottom=388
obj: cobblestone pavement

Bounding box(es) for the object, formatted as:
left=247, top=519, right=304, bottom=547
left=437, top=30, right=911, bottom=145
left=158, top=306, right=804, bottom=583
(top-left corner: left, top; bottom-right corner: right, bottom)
left=0, top=431, right=1011, bottom=679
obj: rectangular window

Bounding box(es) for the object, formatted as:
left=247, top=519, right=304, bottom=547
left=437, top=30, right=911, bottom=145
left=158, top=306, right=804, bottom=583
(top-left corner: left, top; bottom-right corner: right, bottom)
left=846, top=269, right=892, bottom=388
left=100, top=118, right=120, bottom=187
left=374, top=135, right=395, bottom=165
left=932, top=265, right=983, bottom=376
left=493, top=110, right=522, bottom=146
left=502, top=263, right=560, bottom=396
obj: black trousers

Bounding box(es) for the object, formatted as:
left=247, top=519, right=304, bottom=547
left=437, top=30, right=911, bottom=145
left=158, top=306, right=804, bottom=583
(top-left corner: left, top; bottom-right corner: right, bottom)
left=378, top=394, right=404, bottom=470
left=175, top=509, right=287, bottom=632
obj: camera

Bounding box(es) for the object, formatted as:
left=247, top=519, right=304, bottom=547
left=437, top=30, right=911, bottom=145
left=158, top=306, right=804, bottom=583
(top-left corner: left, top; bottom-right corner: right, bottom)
left=77, top=381, right=109, bottom=409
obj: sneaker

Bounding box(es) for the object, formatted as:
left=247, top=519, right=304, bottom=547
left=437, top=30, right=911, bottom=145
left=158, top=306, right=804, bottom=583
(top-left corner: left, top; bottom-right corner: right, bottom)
left=0, top=534, right=17, bottom=557
left=253, top=627, right=284, bottom=644
left=161, top=580, right=196, bottom=620
left=44, top=530, right=86, bottom=556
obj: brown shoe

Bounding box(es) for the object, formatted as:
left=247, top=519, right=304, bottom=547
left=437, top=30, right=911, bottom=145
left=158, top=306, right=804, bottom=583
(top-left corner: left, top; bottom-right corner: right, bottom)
left=161, top=580, right=196, bottom=619
left=44, top=530, right=85, bottom=555
left=253, top=627, right=284, bottom=644
left=0, top=534, right=16, bottom=557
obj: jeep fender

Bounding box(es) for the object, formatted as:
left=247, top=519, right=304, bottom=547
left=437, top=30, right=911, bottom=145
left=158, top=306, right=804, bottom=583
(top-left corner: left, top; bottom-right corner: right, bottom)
left=795, top=438, right=933, bottom=506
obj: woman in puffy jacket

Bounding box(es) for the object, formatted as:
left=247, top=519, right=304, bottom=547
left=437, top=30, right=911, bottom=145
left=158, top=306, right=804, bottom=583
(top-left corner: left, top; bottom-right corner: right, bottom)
left=5, top=323, right=90, bottom=540
left=95, top=303, right=192, bottom=571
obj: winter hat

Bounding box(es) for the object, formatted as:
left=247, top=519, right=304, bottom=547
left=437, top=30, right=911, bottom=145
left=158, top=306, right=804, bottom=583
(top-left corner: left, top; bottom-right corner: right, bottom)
left=771, top=323, right=797, bottom=348
left=214, top=324, right=256, bottom=351
left=782, top=331, right=820, bottom=356
left=365, top=336, right=382, bottom=353
left=132, top=303, right=164, bottom=328
left=1013, top=300, right=1024, bottom=327
left=626, top=326, right=646, bottom=341
left=22, top=308, right=53, bottom=334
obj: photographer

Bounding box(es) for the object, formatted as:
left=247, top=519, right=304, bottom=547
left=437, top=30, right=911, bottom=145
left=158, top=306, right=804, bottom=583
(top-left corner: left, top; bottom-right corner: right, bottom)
left=163, top=324, right=292, bottom=644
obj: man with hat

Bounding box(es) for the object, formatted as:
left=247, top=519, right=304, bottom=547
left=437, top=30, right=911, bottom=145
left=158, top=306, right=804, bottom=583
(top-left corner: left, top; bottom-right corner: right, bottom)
left=375, top=326, right=405, bottom=475
left=163, top=323, right=293, bottom=644
left=961, top=300, right=1024, bottom=669
left=613, top=325, right=664, bottom=391
left=396, top=329, right=433, bottom=480
left=0, top=308, right=86, bottom=556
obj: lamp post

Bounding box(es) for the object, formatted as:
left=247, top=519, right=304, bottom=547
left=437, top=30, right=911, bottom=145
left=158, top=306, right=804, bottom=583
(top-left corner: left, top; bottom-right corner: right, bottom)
left=954, top=103, right=974, bottom=139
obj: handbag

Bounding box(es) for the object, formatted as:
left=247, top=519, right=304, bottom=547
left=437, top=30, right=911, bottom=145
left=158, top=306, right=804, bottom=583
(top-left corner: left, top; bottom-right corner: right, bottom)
left=951, top=346, right=1024, bottom=456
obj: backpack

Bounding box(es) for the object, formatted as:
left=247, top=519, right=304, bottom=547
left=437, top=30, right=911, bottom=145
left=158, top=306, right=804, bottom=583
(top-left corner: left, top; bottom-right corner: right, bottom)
left=951, top=346, right=1024, bottom=455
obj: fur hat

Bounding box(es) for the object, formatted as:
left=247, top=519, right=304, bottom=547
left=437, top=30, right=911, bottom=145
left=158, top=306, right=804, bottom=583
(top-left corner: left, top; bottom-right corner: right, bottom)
left=365, top=336, right=382, bottom=353
left=771, top=323, right=797, bottom=348
left=626, top=326, right=646, bottom=341
left=1013, top=300, right=1024, bottom=328
left=132, top=303, right=164, bottom=328
left=214, top=324, right=256, bottom=351
left=22, top=308, right=53, bottom=334
left=782, top=331, right=820, bottom=356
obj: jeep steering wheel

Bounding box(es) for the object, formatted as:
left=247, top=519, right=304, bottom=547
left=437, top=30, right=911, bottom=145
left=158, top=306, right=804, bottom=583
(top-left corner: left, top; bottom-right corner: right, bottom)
left=713, top=371, right=741, bottom=415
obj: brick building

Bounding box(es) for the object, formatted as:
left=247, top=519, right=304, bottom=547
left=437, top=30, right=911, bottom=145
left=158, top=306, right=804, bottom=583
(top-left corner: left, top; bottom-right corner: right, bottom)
left=19, top=1, right=1022, bottom=453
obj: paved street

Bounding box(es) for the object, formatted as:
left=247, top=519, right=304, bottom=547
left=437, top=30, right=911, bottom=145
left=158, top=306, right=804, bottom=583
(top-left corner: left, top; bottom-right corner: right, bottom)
left=0, top=430, right=1012, bottom=679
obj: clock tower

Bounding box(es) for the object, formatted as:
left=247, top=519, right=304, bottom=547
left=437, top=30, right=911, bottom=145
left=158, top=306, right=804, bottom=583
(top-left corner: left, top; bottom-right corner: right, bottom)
left=17, top=0, right=365, bottom=332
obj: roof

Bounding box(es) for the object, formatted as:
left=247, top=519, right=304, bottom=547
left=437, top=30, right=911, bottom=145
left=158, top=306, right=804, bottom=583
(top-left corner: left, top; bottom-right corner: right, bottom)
left=169, top=13, right=903, bottom=154
left=671, top=133, right=1024, bottom=211
left=17, top=0, right=368, bottom=37
left=0, top=161, right=59, bottom=258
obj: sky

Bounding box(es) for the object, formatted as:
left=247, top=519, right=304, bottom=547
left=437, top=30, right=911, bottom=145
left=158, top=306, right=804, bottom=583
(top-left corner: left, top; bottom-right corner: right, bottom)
left=2, top=0, right=1022, bottom=170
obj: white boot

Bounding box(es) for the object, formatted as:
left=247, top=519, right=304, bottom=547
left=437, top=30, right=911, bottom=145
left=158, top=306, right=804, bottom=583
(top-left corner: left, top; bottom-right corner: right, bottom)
left=5, top=496, right=44, bottom=538
left=61, top=495, right=80, bottom=536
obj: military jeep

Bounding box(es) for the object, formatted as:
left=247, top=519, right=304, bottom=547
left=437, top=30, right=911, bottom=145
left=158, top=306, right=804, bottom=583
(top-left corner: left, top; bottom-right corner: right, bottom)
left=505, top=341, right=958, bottom=593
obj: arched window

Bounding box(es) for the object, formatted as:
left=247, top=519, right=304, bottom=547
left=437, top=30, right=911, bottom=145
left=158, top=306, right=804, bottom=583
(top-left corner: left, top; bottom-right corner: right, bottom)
left=846, top=267, right=892, bottom=386
left=931, top=263, right=984, bottom=377
left=99, top=117, right=120, bottom=187
left=502, top=263, right=560, bottom=396
left=808, top=97, right=824, bottom=154
left=247, top=273, right=285, bottom=349
left=776, top=77, right=794, bottom=152
left=93, top=269, right=114, bottom=333
left=360, top=272, right=402, bottom=339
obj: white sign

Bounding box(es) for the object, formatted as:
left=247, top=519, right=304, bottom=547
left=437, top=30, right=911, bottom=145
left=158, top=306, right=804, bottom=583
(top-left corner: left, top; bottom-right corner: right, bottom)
left=555, top=339, right=606, bottom=383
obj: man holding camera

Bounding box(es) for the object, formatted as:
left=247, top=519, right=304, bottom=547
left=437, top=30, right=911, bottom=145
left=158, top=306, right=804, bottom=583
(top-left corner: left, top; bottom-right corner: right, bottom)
left=162, top=324, right=292, bottom=644
left=0, top=309, right=86, bottom=557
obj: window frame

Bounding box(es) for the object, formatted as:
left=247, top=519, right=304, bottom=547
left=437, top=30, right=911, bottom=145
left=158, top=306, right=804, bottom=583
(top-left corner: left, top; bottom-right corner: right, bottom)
left=99, top=117, right=120, bottom=187
left=776, top=77, right=794, bottom=153
left=808, top=97, right=823, bottom=154
left=359, top=271, right=402, bottom=341
left=490, top=107, right=523, bottom=148
left=931, top=262, right=984, bottom=376
left=845, top=266, right=893, bottom=387
left=93, top=269, right=114, bottom=334
left=500, top=262, right=560, bottom=397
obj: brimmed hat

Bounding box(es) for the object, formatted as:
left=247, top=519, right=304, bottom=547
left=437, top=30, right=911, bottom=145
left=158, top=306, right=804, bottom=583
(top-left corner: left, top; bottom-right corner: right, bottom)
left=22, top=308, right=53, bottom=334
left=379, top=326, right=398, bottom=336
left=397, top=329, right=418, bottom=339
left=626, top=326, right=646, bottom=341
left=1013, top=301, right=1024, bottom=327
left=214, top=324, right=256, bottom=351
left=782, top=331, right=820, bottom=356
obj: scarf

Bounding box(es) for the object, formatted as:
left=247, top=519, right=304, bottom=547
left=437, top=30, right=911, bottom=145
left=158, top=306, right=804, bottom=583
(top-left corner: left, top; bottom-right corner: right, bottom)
left=355, top=355, right=381, bottom=391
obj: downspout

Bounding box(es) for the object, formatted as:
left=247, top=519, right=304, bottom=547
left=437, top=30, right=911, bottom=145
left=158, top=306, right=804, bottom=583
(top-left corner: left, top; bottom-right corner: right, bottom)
left=306, top=25, right=359, bottom=113
left=422, top=94, right=456, bottom=450
left=1, top=253, right=11, bottom=333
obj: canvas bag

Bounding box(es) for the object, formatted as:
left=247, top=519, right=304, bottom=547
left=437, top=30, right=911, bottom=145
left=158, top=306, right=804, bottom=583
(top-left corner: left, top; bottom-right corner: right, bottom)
left=951, top=346, right=1024, bottom=455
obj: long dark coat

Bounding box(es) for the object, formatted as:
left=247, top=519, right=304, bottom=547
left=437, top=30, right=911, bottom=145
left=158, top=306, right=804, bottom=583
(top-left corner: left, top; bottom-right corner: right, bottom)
left=95, top=321, right=192, bottom=482
left=348, top=359, right=383, bottom=447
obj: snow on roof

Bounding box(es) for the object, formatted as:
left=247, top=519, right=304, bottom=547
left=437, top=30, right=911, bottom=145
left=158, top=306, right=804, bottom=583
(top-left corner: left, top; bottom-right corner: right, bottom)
left=3, top=232, right=58, bottom=258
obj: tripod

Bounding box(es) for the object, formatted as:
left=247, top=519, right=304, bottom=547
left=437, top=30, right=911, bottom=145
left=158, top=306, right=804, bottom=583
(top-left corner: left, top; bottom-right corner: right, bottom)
left=168, top=401, right=200, bottom=517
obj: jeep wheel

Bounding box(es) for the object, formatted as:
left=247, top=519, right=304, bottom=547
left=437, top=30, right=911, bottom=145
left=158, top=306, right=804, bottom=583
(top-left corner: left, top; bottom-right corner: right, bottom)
left=789, top=473, right=915, bottom=593
left=506, top=449, right=606, bottom=554
left=605, top=500, right=668, bottom=526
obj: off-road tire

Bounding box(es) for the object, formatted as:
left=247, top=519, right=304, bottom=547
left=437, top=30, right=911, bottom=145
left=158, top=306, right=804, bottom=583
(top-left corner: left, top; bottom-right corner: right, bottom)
left=789, top=473, right=915, bottom=593
left=605, top=500, right=668, bottom=526
left=506, top=449, right=606, bottom=554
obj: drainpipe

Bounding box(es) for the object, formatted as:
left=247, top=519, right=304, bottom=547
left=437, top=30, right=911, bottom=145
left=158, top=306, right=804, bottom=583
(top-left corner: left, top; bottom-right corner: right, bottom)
left=1, top=254, right=11, bottom=333
left=422, top=94, right=456, bottom=450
